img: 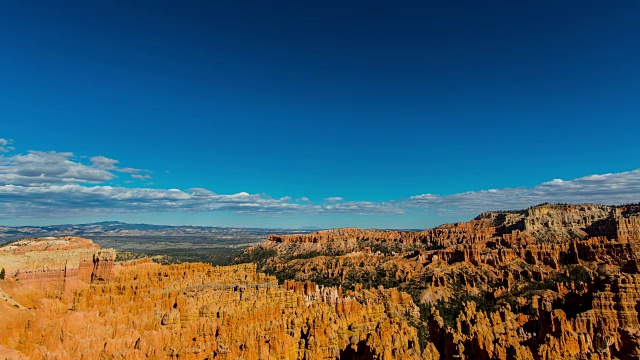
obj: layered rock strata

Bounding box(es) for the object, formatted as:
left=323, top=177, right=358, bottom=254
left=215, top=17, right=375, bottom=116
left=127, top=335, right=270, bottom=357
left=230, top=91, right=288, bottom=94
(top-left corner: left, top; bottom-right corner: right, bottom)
left=0, top=236, right=115, bottom=306
left=243, top=203, right=640, bottom=359
left=0, top=237, right=425, bottom=359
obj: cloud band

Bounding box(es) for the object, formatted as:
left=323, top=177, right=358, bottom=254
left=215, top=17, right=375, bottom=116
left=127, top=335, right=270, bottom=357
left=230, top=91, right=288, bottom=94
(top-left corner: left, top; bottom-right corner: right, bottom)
left=0, top=138, right=638, bottom=219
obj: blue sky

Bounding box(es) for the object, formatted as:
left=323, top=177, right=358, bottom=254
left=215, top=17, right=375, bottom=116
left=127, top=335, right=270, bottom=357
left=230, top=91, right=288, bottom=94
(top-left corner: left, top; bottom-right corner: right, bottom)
left=1, top=1, right=639, bottom=228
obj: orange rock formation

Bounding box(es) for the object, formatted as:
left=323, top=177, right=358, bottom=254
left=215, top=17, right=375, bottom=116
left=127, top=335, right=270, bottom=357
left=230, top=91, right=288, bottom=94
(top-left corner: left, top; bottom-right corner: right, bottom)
left=243, top=203, right=640, bottom=359
left=0, top=237, right=425, bottom=359
left=4, top=204, right=640, bottom=359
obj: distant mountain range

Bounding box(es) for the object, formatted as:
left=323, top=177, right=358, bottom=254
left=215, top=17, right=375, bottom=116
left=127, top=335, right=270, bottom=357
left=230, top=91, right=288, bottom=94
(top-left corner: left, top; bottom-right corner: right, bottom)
left=0, top=221, right=320, bottom=242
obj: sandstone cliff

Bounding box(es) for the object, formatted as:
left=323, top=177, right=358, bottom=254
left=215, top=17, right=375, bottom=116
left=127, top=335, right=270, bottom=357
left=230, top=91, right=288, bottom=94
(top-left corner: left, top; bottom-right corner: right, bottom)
left=0, top=236, right=115, bottom=307
left=241, top=203, right=640, bottom=359
left=0, top=237, right=426, bottom=359
left=5, top=203, right=640, bottom=360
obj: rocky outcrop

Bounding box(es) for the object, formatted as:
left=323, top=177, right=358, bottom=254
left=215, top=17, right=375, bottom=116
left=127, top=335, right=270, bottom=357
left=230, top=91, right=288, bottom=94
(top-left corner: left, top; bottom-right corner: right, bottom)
left=0, top=237, right=115, bottom=306
left=0, top=237, right=427, bottom=359
left=5, top=203, right=640, bottom=360
left=242, top=203, right=640, bottom=359
left=428, top=302, right=534, bottom=360
left=615, top=206, right=640, bottom=243
left=266, top=220, right=496, bottom=251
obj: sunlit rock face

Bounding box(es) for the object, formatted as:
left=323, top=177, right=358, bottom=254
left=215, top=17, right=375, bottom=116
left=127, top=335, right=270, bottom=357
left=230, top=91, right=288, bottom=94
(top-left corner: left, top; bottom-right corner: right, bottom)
left=0, top=236, right=116, bottom=307
left=244, top=203, right=640, bottom=359
left=0, top=237, right=425, bottom=359
left=4, top=203, right=640, bottom=360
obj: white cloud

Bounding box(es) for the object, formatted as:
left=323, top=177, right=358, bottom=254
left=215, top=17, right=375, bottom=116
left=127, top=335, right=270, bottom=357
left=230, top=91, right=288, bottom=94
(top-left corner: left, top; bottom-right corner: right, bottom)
left=1, top=168, right=640, bottom=219
left=0, top=138, right=14, bottom=153
left=0, top=148, right=152, bottom=187
left=0, top=140, right=639, bottom=219
left=0, top=184, right=305, bottom=218
left=90, top=156, right=119, bottom=170
left=320, top=200, right=403, bottom=215
left=91, top=155, right=148, bottom=176
left=118, top=167, right=143, bottom=174
left=131, top=174, right=152, bottom=180
left=402, top=169, right=640, bottom=215
left=0, top=151, right=115, bottom=186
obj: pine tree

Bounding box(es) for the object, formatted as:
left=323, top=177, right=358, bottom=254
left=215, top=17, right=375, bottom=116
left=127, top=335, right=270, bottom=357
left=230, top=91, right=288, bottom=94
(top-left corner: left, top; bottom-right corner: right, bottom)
left=0, top=268, right=5, bottom=280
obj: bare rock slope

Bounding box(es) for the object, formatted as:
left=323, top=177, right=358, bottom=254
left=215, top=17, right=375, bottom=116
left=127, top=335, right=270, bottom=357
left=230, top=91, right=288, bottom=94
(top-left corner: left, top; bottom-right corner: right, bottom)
left=0, top=237, right=425, bottom=359
left=241, top=203, right=640, bottom=359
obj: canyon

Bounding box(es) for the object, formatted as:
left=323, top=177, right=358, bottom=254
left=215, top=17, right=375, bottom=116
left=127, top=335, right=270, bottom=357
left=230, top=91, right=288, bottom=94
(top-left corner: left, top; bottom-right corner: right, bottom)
left=2, top=203, right=640, bottom=359
left=0, top=237, right=424, bottom=359
left=240, top=203, right=640, bottom=359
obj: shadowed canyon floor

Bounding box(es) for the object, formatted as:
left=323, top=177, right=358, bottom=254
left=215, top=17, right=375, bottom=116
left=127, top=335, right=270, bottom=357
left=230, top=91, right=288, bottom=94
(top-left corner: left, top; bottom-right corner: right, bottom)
left=2, top=203, right=640, bottom=359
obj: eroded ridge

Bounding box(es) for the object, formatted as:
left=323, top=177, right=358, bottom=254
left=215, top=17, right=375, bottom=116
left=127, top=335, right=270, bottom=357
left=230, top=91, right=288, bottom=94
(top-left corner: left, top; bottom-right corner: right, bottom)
left=243, top=203, right=640, bottom=359
left=0, top=237, right=424, bottom=359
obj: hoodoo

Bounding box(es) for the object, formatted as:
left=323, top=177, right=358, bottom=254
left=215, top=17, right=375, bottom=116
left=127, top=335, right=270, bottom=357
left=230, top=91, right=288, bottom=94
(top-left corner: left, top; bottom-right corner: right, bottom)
left=0, top=237, right=424, bottom=359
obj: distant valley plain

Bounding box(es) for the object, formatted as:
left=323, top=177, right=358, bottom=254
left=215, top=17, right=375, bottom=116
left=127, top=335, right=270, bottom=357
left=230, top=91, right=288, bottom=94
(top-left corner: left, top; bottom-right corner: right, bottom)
left=0, top=222, right=314, bottom=265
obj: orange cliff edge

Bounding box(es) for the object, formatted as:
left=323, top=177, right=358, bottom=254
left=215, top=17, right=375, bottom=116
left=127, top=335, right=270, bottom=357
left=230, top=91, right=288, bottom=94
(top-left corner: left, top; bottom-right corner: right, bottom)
left=244, top=203, right=640, bottom=359
left=0, top=236, right=427, bottom=360
left=3, top=204, right=640, bottom=360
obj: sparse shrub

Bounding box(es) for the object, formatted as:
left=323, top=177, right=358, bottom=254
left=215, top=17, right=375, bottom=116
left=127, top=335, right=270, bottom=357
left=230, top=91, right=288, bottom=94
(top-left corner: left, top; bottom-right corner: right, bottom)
left=283, top=250, right=346, bottom=261
left=272, top=268, right=299, bottom=284
left=232, top=248, right=277, bottom=268
left=564, top=264, right=591, bottom=284
left=429, top=282, right=498, bottom=329
left=0, top=268, right=4, bottom=280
